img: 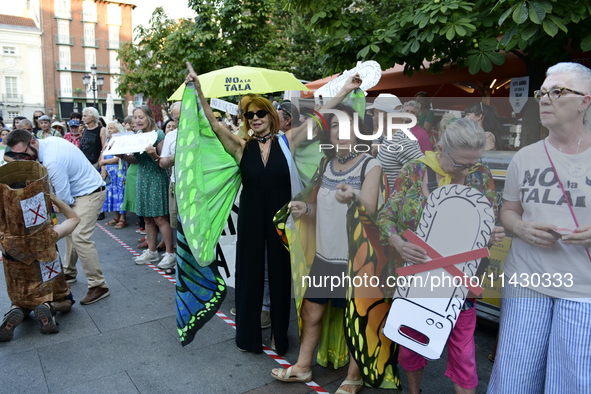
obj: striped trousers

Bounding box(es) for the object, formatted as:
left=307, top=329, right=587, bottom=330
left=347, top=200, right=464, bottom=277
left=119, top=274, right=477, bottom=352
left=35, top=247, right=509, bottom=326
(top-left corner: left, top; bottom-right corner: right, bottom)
left=487, top=284, right=591, bottom=394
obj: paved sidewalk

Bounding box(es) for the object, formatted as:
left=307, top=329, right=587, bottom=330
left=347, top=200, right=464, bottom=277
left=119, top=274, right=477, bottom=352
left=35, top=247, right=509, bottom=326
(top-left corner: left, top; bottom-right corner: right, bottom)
left=0, top=213, right=496, bottom=393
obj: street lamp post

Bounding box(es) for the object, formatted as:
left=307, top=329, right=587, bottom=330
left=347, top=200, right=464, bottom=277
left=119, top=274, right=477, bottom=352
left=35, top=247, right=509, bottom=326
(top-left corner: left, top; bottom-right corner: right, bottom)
left=82, top=64, right=104, bottom=114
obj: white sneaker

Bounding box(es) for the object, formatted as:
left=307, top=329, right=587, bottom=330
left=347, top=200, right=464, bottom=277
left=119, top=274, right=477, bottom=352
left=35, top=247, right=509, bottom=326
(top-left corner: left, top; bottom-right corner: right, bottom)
left=158, top=253, right=176, bottom=269
left=134, top=250, right=160, bottom=265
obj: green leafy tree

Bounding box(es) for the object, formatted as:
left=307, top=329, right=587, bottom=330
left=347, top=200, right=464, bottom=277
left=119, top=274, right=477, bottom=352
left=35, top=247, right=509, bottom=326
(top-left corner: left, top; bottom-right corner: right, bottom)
left=116, top=9, right=201, bottom=105
left=286, top=0, right=591, bottom=145
left=117, top=2, right=330, bottom=105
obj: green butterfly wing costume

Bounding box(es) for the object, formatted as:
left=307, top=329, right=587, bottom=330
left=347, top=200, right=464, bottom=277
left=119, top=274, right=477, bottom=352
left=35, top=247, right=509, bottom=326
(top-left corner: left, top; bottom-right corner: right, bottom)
left=174, top=83, right=241, bottom=345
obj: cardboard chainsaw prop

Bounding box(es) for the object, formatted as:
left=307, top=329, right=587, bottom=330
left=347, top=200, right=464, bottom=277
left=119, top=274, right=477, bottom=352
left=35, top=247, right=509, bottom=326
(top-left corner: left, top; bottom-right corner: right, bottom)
left=0, top=161, right=69, bottom=310
left=383, top=184, right=495, bottom=360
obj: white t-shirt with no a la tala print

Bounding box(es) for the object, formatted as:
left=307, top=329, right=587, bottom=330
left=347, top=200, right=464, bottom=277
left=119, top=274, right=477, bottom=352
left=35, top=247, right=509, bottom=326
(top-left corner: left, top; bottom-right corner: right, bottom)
left=503, top=139, right=591, bottom=301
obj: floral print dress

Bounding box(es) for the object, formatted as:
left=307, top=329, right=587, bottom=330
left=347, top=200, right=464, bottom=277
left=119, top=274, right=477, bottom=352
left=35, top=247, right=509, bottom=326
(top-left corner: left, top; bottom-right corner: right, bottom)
left=134, top=129, right=169, bottom=217
left=102, top=155, right=127, bottom=213
left=377, top=160, right=499, bottom=257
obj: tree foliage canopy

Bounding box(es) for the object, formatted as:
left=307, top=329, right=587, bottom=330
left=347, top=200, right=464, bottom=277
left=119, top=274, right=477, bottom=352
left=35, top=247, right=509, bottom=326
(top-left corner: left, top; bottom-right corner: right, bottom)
left=284, top=0, right=591, bottom=75
left=116, top=1, right=330, bottom=104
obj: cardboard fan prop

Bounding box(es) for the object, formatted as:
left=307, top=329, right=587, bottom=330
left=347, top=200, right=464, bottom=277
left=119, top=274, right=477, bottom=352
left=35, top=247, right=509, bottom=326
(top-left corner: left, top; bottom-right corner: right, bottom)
left=383, top=184, right=495, bottom=360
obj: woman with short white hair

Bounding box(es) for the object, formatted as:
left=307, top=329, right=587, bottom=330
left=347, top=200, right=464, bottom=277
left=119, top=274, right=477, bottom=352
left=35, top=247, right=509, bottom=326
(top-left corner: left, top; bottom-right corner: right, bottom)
left=488, top=62, right=591, bottom=393
left=80, top=107, right=107, bottom=168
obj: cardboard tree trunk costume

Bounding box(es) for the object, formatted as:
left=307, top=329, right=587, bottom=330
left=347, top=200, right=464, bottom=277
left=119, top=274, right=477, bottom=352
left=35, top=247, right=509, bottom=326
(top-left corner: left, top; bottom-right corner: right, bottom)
left=0, top=161, right=69, bottom=310
left=383, top=184, right=494, bottom=360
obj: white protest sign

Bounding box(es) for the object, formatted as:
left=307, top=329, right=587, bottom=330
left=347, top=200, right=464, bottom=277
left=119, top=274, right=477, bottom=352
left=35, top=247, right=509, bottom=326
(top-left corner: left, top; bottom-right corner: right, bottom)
left=210, top=98, right=239, bottom=116
left=383, top=185, right=494, bottom=360
left=102, top=131, right=158, bottom=155
left=509, top=76, right=529, bottom=113
left=20, top=192, right=48, bottom=228
left=314, top=61, right=382, bottom=103
left=40, top=257, right=62, bottom=282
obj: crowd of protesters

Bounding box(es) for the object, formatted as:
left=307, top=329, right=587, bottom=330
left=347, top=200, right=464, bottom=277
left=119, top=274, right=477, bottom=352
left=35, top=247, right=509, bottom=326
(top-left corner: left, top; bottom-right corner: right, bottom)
left=1, top=61, right=590, bottom=394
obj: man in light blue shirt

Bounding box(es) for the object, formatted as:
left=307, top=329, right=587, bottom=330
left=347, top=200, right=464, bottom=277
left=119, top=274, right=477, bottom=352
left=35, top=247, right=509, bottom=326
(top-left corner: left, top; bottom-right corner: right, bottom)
left=7, top=130, right=110, bottom=305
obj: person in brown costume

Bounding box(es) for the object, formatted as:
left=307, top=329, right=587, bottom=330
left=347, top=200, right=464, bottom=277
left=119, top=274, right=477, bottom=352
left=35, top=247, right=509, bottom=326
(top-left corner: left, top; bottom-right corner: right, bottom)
left=0, top=161, right=80, bottom=341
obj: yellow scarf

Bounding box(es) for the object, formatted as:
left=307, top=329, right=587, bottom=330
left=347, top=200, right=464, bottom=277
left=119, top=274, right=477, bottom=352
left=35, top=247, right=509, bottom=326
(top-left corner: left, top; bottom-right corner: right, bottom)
left=417, top=151, right=478, bottom=187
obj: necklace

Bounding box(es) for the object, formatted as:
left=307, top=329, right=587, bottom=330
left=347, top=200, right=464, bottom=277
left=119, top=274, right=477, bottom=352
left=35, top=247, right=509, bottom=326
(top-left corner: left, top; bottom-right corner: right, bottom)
left=556, top=132, right=586, bottom=154
left=253, top=133, right=272, bottom=143
left=259, top=140, right=271, bottom=166
left=337, top=151, right=359, bottom=164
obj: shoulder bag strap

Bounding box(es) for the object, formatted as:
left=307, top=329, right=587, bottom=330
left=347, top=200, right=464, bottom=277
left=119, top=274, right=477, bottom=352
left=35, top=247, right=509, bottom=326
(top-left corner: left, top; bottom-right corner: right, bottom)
left=543, top=140, right=591, bottom=262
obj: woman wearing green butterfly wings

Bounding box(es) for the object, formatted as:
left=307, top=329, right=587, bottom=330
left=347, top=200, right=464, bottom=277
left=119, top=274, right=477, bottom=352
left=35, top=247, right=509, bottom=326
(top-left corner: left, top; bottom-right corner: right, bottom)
left=185, top=63, right=362, bottom=356
left=271, top=104, right=399, bottom=393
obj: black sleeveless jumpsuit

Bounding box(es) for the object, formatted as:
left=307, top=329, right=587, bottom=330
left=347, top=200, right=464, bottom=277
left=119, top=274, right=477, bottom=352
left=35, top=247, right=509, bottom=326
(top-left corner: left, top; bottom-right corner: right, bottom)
left=235, top=138, right=292, bottom=355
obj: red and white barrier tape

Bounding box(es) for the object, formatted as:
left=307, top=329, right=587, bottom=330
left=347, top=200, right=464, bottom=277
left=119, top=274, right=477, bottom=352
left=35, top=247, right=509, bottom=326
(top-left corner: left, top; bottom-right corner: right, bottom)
left=96, top=223, right=177, bottom=284
left=97, top=223, right=328, bottom=393
left=215, top=310, right=328, bottom=393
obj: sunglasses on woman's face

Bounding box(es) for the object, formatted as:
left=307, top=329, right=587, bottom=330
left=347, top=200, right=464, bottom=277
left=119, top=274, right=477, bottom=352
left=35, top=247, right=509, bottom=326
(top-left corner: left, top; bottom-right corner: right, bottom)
left=244, top=110, right=269, bottom=120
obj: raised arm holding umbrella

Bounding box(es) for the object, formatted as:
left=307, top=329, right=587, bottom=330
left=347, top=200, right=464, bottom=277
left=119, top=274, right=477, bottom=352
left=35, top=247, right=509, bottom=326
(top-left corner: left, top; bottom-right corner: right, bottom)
left=184, top=62, right=361, bottom=356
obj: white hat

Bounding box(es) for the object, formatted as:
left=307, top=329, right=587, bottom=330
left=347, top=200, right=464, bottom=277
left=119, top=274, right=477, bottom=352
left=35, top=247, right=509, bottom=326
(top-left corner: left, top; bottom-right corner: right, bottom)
left=366, top=93, right=403, bottom=112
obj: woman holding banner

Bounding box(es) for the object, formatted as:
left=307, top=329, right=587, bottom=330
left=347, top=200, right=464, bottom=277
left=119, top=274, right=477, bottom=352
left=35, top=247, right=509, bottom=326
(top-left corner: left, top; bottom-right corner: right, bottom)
left=377, top=118, right=504, bottom=394
left=117, top=106, right=176, bottom=270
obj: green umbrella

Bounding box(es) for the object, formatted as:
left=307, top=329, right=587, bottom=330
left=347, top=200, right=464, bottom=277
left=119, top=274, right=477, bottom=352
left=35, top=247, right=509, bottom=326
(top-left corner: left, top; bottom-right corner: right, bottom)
left=169, top=65, right=309, bottom=100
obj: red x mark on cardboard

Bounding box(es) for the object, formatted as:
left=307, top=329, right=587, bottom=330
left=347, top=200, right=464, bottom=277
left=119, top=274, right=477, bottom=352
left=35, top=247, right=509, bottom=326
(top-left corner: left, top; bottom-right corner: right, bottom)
left=397, top=230, right=489, bottom=296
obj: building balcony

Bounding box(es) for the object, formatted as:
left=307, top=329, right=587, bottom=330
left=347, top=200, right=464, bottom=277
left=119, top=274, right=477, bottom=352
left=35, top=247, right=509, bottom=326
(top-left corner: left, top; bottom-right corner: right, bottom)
left=57, top=89, right=110, bottom=100
left=54, top=10, right=72, bottom=20
left=81, top=38, right=100, bottom=48
left=54, top=62, right=118, bottom=74
left=58, top=88, right=73, bottom=98
left=80, top=12, right=98, bottom=23
left=2, top=93, right=23, bottom=103
left=55, top=35, right=74, bottom=46
left=107, top=40, right=120, bottom=50
left=56, top=62, right=72, bottom=71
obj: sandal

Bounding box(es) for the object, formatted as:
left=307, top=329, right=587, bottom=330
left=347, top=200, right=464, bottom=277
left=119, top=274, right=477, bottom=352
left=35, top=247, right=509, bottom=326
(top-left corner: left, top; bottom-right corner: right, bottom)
left=105, top=219, right=119, bottom=226
left=137, top=241, right=149, bottom=249
left=164, top=266, right=176, bottom=275
left=335, top=378, right=364, bottom=394
left=114, top=220, right=128, bottom=229
left=138, top=237, right=146, bottom=243
left=271, top=366, right=312, bottom=383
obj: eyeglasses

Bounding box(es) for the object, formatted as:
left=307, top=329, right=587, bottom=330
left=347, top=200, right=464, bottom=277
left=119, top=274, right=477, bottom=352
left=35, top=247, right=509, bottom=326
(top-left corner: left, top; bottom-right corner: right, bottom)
left=445, top=151, right=481, bottom=171
left=17, top=140, right=32, bottom=154
left=6, top=140, right=35, bottom=161
left=244, top=110, right=269, bottom=120
left=534, top=87, right=587, bottom=102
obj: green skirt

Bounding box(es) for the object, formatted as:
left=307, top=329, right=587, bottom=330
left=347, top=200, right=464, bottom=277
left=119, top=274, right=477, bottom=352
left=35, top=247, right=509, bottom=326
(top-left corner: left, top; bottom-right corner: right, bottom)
left=121, top=163, right=138, bottom=213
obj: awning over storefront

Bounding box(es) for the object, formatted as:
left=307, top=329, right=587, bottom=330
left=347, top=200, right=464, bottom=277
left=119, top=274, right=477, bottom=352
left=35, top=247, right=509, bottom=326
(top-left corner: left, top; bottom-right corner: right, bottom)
left=302, top=52, right=528, bottom=114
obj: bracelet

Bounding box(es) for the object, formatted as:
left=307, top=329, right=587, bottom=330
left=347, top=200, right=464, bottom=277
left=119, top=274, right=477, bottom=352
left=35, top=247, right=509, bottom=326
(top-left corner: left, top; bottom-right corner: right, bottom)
left=154, top=156, right=160, bottom=162
left=304, top=203, right=310, bottom=216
